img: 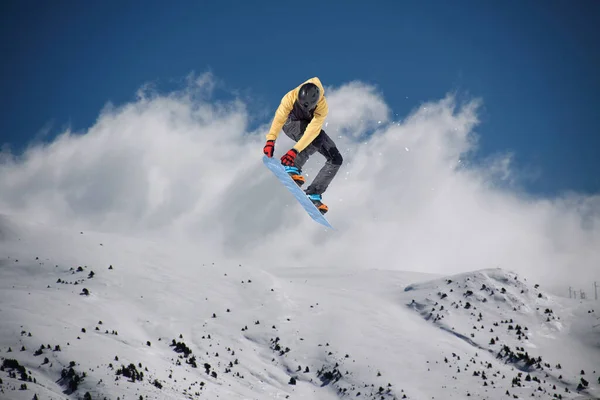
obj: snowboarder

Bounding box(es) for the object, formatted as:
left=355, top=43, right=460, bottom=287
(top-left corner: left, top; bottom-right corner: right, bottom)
left=263, top=77, right=343, bottom=214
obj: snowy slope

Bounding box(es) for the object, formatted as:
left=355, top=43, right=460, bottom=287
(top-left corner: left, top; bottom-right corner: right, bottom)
left=0, top=214, right=599, bottom=400
left=403, top=269, right=600, bottom=399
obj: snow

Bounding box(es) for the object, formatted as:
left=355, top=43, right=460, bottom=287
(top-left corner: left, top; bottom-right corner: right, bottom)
left=1, top=214, right=599, bottom=400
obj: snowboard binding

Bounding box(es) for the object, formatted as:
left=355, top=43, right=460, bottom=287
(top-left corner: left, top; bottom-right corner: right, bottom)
left=307, top=193, right=328, bottom=215
left=284, top=166, right=306, bottom=187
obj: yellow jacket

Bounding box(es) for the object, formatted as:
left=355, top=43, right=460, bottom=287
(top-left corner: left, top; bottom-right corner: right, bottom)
left=266, top=77, right=328, bottom=152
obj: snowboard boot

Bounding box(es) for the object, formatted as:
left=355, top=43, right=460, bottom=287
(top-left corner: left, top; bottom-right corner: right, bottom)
left=284, top=166, right=306, bottom=187
left=307, top=193, right=328, bottom=215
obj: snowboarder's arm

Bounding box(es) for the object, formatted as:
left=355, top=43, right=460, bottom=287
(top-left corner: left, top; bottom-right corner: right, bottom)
left=266, top=89, right=295, bottom=142
left=293, top=96, right=328, bottom=152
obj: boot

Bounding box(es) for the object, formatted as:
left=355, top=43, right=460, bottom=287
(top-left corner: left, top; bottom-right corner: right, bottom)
left=306, top=193, right=328, bottom=215
left=284, top=166, right=305, bottom=187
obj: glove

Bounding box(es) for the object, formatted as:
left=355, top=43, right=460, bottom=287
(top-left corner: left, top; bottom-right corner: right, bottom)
left=280, top=148, right=298, bottom=166
left=263, top=140, right=275, bottom=158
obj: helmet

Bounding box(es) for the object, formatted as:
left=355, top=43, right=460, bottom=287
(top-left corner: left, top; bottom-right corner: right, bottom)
left=297, top=82, right=320, bottom=112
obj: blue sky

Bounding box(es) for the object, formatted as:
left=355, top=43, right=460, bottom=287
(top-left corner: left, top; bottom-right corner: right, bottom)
left=1, top=0, right=598, bottom=196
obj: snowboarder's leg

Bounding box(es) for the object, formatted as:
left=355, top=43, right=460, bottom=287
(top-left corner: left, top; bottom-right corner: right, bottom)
left=297, top=131, right=342, bottom=214
left=304, top=131, right=343, bottom=196
left=282, top=119, right=316, bottom=187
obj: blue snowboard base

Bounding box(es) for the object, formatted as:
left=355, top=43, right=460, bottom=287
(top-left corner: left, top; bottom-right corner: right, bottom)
left=263, top=155, right=334, bottom=230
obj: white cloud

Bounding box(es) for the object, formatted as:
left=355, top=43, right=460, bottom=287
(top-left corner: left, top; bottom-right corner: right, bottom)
left=0, top=73, right=598, bottom=294
left=323, top=80, right=390, bottom=140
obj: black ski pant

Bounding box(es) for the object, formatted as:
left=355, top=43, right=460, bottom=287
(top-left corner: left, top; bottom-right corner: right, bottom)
left=282, top=117, right=343, bottom=196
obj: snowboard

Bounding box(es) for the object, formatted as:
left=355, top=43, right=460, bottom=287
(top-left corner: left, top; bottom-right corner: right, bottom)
left=263, top=155, right=334, bottom=230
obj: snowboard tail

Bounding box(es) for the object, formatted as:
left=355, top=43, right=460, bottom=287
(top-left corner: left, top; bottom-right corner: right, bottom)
left=263, top=156, right=334, bottom=230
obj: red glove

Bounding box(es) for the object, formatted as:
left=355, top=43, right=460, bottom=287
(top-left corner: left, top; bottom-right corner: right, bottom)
left=280, top=148, right=298, bottom=166
left=263, top=140, right=275, bottom=158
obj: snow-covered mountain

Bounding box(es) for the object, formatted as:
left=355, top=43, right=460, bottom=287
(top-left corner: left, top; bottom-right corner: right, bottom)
left=1, top=214, right=598, bottom=400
